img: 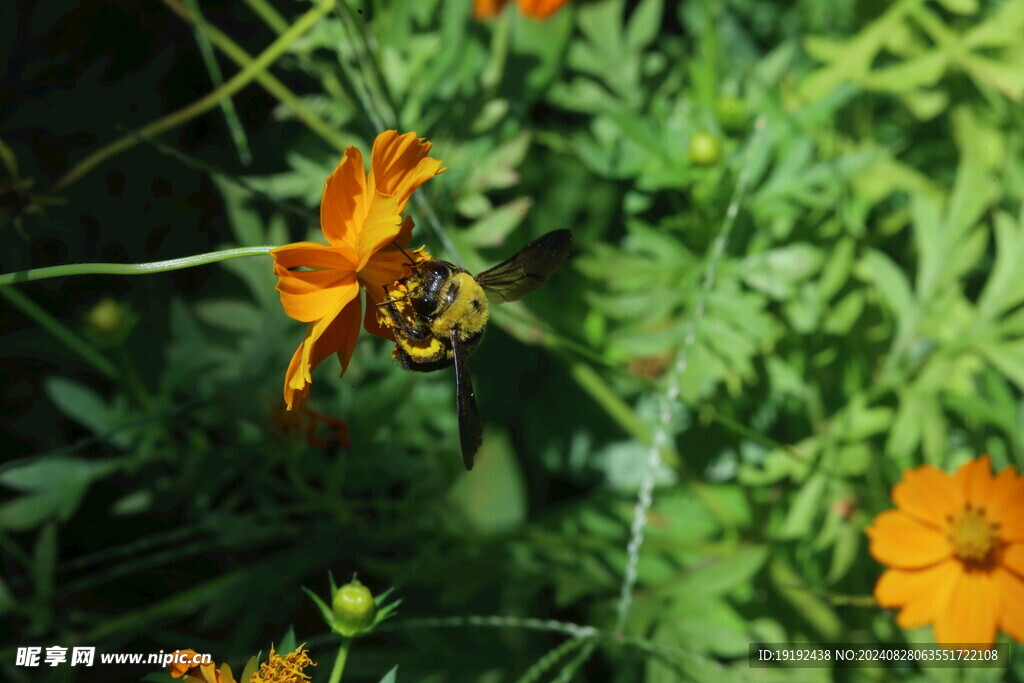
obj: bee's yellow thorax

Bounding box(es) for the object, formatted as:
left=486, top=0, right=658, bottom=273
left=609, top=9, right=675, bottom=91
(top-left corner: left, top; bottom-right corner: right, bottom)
left=430, top=273, right=489, bottom=340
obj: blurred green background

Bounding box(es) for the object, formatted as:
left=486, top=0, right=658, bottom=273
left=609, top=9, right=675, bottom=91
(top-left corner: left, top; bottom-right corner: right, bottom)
left=2, top=0, right=1023, bottom=680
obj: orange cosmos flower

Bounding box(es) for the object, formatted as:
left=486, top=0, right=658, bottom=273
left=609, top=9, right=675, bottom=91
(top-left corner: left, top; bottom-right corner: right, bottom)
left=866, top=455, right=1024, bottom=647
left=167, top=650, right=228, bottom=683
left=474, top=0, right=570, bottom=20
left=271, top=131, right=444, bottom=410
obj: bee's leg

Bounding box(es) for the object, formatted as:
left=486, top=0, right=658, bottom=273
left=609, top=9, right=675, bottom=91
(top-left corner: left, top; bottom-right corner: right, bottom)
left=390, top=241, right=418, bottom=268
left=378, top=286, right=430, bottom=341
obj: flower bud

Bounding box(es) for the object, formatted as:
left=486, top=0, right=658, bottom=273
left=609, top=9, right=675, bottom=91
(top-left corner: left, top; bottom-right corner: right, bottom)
left=331, top=580, right=377, bottom=636
left=688, top=132, right=722, bottom=166
left=86, top=297, right=126, bottom=336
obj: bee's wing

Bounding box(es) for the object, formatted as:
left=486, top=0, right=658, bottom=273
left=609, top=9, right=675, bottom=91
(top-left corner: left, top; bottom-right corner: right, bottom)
left=475, top=229, right=573, bottom=304
left=452, top=327, right=482, bottom=470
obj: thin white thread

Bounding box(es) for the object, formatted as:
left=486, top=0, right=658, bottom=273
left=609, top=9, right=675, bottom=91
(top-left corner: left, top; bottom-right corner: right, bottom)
left=613, top=117, right=768, bottom=634
left=392, top=615, right=599, bottom=639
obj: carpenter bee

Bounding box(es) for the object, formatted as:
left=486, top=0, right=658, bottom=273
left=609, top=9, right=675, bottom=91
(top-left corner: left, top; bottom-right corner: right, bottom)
left=378, top=229, right=573, bottom=470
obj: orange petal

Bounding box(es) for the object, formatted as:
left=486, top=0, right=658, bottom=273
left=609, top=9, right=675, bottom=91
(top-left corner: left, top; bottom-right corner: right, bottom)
left=362, top=279, right=396, bottom=343
left=321, top=147, right=368, bottom=249
left=876, top=562, right=957, bottom=608
left=283, top=287, right=361, bottom=409
left=892, top=465, right=964, bottom=529
left=332, top=293, right=363, bottom=375
left=275, top=270, right=358, bottom=323
left=272, top=241, right=358, bottom=270
left=994, top=566, right=1024, bottom=643
left=474, top=0, right=509, bottom=19
left=894, top=559, right=960, bottom=629
left=867, top=509, right=953, bottom=568
left=932, top=568, right=999, bottom=647
left=392, top=215, right=416, bottom=250
left=369, top=130, right=445, bottom=214
left=953, top=455, right=995, bottom=509
left=356, top=194, right=403, bottom=271
left=987, top=465, right=1024, bottom=541
left=272, top=243, right=358, bottom=322
left=518, top=0, right=571, bottom=18
left=169, top=650, right=198, bottom=678
left=1004, top=542, right=1024, bottom=578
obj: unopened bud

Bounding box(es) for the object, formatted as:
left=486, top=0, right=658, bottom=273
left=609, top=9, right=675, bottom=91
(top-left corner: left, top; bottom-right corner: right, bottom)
left=331, top=580, right=376, bottom=636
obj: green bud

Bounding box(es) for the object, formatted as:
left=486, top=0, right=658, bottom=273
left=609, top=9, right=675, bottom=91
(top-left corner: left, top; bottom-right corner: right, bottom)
left=86, top=297, right=126, bottom=336
left=714, top=96, right=748, bottom=132
left=331, top=580, right=377, bottom=636
left=688, top=132, right=722, bottom=166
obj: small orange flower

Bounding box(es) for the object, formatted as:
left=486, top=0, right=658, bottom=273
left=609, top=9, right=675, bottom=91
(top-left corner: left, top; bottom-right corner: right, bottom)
left=168, top=649, right=200, bottom=678
left=271, top=131, right=444, bottom=410
left=866, top=455, right=1024, bottom=647
left=250, top=645, right=315, bottom=683
left=474, top=0, right=570, bottom=20
left=270, top=402, right=352, bottom=448
left=167, top=650, right=227, bottom=683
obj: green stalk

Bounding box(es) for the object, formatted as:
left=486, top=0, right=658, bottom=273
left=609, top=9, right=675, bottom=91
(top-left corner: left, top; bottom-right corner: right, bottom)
left=327, top=638, right=352, bottom=683
left=0, top=246, right=273, bottom=286
left=241, top=0, right=289, bottom=33
left=0, top=286, right=119, bottom=378
left=159, top=0, right=348, bottom=151
left=183, top=0, right=251, bottom=165
left=48, top=0, right=337, bottom=194
left=566, top=357, right=681, bottom=471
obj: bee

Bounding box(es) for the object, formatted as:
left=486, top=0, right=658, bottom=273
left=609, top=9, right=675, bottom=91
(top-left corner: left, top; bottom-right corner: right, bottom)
left=378, top=229, right=573, bottom=470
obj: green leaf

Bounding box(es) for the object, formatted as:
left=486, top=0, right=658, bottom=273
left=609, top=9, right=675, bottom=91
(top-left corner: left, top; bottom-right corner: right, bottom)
left=626, top=0, right=664, bottom=51
left=937, top=0, right=978, bottom=14
left=194, top=299, right=264, bottom=334
left=663, top=546, right=768, bottom=598
left=378, top=665, right=398, bottom=683
left=447, top=432, right=527, bottom=535
left=826, top=524, right=860, bottom=583
left=464, top=197, right=534, bottom=248
left=34, top=521, right=57, bottom=604
left=277, top=625, right=297, bottom=656
left=779, top=472, right=827, bottom=539
left=44, top=377, right=112, bottom=435
left=302, top=586, right=335, bottom=627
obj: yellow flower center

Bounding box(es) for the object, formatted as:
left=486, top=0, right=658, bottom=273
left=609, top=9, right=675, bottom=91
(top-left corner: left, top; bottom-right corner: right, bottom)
left=947, top=507, right=1000, bottom=564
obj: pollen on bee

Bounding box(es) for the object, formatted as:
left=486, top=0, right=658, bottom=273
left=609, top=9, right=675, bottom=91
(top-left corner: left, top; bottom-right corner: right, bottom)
left=377, top=279, right=419, bottom=331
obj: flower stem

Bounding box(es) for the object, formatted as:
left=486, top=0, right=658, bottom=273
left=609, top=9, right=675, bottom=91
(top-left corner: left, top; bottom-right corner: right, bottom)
left=159, top=0, right=349, bottom=152
left=0, top=286, right=119, bottom=378
left=47, top=0, right=337, bottom=194
left=327, top=638, right=352, bottom=683
left=0, top=246, right=274, bottom=286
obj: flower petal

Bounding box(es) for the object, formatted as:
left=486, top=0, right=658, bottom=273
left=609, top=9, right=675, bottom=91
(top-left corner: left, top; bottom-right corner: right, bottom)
left=272, top=243, right=358, bottom=322
left=1003, top=542, right=1024, bottom=578
left=283, top=286, right=361, bottom=409
left=953, top=455, right=995, bottom=510
left=356, top=194, right=403, bottom=271
left=474, top=0, right=509, bottom=19
left=994, top=566, right=1024, bottom=643
left=321, top=147, right=367, bottom=249
left=369, top=130, right=445, bottom=214
left=987, top=465, right=1024, bottom=541
left=892, top=465, right=964, bottom=529
left=275, top=270, right=358, bottom=324
left=362, top=278, right=396, bottom=343
left=272, top=241, right=358, bottom=270
left=893, top=559, right=960, bottom=629
left=331, top=292, right=363, bottom=375
left=876, top=562, right=956, bottom=608
left=932, top=568, right=999, bottom=647
left=518, top=0, right=571, bottom=18
left=867, top=509, right=953, bottom=568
